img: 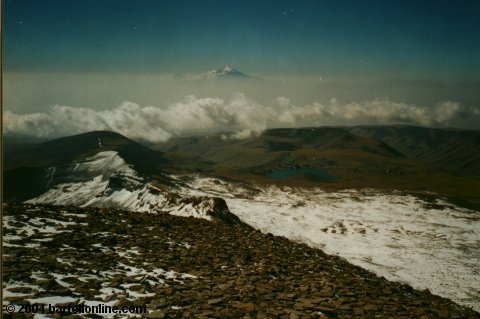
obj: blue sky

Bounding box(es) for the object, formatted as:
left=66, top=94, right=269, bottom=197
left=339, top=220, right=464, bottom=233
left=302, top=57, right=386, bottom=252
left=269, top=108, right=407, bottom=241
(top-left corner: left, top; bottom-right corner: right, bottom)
left=4, top=0, right=480, bottom=79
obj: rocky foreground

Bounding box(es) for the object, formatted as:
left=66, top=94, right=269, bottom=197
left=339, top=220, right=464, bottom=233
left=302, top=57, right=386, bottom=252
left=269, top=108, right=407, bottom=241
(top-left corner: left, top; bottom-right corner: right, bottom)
left=3, top=203, right=480, bottom=318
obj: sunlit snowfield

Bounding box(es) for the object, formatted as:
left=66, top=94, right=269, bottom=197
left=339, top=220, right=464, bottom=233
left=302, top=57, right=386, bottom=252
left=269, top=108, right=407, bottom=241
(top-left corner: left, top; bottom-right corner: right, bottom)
left=186, top=177, right=480, bottom=312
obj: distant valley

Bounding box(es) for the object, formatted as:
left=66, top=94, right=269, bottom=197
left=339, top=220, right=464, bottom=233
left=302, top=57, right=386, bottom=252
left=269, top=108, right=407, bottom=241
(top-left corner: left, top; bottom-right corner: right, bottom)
left=154, top=125, right=480, bottom=207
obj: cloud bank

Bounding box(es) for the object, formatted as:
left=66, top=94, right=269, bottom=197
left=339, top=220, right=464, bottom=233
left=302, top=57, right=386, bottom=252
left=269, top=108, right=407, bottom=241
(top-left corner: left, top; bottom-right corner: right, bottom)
left=4, top=93, right=479, bottom=142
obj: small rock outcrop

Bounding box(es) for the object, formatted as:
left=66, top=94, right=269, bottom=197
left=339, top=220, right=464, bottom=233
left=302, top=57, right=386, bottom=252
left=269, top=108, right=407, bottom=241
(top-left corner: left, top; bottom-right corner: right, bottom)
left=205, top=197, right=254, bottom=230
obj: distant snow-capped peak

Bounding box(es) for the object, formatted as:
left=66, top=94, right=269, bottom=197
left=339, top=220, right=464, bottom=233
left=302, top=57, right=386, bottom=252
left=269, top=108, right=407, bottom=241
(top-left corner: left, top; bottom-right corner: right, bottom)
left=204, top=65, right=249, bottom=79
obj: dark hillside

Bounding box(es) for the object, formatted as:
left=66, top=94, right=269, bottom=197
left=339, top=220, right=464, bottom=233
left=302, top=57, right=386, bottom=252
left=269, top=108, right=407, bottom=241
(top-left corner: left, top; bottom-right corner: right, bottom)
left=349, top=126, right=480, bottom=176
left=3, top=131, right=175, bottom=201
left=3, top=131, right=170, bottom=175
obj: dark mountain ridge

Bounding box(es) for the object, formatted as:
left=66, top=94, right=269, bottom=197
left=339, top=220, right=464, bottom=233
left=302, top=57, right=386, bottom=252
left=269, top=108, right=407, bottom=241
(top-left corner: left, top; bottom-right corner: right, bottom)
left=156, top=127, right=406, bottom=165
left=263, top=127, right=405, bottom=157
left=348, top=125, right=480, bottom=176
left=154, top=126, right=480, bottom=205
left=4, top=130, right=169, bottom=174
left=3, top=131, right=172, bottom=202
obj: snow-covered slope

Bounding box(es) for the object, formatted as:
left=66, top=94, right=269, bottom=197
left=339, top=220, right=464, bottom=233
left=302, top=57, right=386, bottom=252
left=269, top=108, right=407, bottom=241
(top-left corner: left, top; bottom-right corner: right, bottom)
left=204, top=65, right=250, bottom=80
left=27, top=151, right=248, bottom=227
left=183, top=176, right=480, bottom=312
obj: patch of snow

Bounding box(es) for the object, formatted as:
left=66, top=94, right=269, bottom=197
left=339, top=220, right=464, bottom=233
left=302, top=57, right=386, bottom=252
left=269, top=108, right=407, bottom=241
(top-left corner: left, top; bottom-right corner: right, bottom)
left=51, top=273, right=73, bottom=288
left=181, top=242, right=192, bottom=249
left=56, top=257, right=73, bottom=265
left=3, top=242, right=41, bottom=248
left=3, top=234, right=24, bottom=241
left=63, top=212, right=88, bottom=218
left=27, top=295, right=77, bottom=305
left=3, top=284, right=43, bottom=304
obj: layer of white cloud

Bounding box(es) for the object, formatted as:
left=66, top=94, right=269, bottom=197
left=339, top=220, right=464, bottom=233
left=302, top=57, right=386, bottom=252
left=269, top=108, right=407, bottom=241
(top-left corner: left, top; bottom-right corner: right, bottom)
left=4, top=93, right=479, bottom=142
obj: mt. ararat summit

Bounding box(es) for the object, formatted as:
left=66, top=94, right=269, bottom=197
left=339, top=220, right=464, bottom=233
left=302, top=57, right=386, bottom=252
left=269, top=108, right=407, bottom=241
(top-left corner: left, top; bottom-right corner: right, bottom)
left=204, top=65, right=255, bottom=80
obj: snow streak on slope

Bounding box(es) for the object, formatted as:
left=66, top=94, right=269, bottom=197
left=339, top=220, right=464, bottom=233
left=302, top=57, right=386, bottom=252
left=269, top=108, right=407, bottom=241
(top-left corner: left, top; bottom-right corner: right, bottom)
left=184, top=176, right=480, bottom=312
